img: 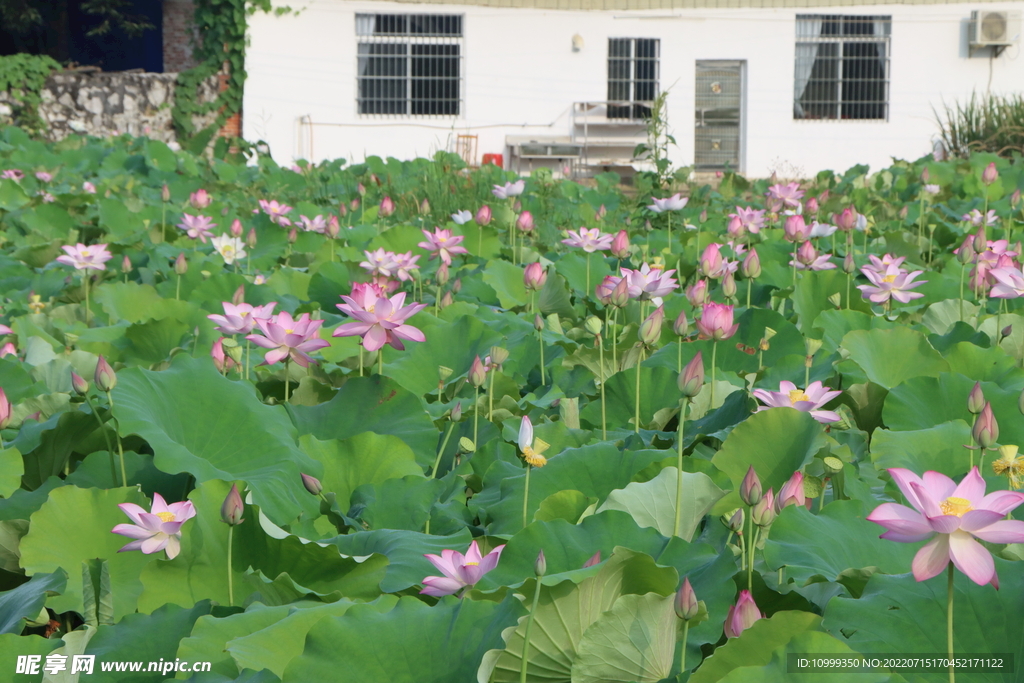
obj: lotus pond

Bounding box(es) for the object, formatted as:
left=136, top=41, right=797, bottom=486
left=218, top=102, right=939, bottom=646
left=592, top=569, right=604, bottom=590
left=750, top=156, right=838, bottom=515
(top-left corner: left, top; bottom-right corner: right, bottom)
left=0, top=126, right=1023, bottom=682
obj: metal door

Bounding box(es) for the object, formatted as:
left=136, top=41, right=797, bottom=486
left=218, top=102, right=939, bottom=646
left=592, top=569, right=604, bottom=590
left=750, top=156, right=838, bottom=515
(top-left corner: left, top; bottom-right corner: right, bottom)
left=695, top=61, right=744, bottom=172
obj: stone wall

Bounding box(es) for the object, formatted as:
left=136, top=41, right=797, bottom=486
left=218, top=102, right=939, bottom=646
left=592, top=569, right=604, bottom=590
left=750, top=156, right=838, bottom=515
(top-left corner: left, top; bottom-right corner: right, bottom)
left=0, top=69, right=220, bottom=144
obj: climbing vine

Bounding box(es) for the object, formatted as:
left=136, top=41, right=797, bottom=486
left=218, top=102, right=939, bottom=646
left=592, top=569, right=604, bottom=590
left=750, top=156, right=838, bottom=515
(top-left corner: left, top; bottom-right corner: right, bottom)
left=172, top=0, right=277, bottom=155
left=0, top=54, right=61, bottom=133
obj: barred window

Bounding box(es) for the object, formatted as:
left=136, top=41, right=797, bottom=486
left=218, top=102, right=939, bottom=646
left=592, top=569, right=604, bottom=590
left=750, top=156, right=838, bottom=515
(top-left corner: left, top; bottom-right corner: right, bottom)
left=356, top=14, right=462, bottom=116
left=607, top=38, right=659, bottom=120
left=794, top=15, right=891, bottom=121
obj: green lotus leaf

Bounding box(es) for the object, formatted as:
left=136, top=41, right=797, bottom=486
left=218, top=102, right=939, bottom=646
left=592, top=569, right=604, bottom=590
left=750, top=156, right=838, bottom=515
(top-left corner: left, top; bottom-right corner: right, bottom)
left=596, top=467, right=726, bottom=541
left=839, top=328, right=948, bottom=390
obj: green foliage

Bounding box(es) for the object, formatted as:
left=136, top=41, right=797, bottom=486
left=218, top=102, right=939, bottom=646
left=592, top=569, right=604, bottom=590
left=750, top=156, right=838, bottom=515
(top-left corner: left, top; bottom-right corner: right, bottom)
left=0, top=54, right=60, bottom=132
left=935, top=92, right=1024, bottom=159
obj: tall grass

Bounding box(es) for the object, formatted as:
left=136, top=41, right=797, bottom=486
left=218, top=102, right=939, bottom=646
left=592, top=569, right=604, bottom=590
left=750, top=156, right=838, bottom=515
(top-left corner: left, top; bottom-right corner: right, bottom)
left=934, top=92, right=1024, bottom=158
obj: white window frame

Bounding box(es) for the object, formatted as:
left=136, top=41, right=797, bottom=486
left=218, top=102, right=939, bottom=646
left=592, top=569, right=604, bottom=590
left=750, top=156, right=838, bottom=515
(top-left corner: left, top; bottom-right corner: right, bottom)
left=607, top=37, right=660, bottom=120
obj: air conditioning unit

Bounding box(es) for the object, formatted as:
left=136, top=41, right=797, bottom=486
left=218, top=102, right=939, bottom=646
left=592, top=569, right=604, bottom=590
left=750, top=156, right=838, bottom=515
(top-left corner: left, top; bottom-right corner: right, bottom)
left=970, top=10, right=1021, bottom=47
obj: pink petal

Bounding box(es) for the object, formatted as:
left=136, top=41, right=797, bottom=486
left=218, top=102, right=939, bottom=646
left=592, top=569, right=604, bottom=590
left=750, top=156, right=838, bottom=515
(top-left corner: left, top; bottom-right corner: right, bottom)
left=424, top=550, right=461, bottom=580
left=140, top=534, right=170, bottom=554
left=948, top=530, right=996, bottom=586
left=809, top=410, right=841, bottom=424
left=362, top=325, right=387, bottom=351
left=246, top=334, right=279, bottom=349
left=911, top=534, right=950, bottom=582
left=392, top=324, right=425, bottom=343
left=951, top=467, right=986, bottom=505
left=111, top=523, right=152, bottom=540
left=117, top=503, right=148, bottom=526
left=477, top=545, right=505, bottom=574
left=968, top=519, right=1024, bottom=544
left=925, top=514, right=962, bottom=534
left=888, top=469, right=926, bottom=512
left=921, top=471, right=957, bottom=501
left=958, top=509, right=1008, bottom=533
left=262, top=348, right=289, bottom=365
left=909, top=481, right=944, bottom=519
left=420, top=576, right=464, bottom=596
left=464, top=541, right=483, bottom=565
left=978, top=490, right=1024, bottom=515
left=867, top=503, right=933, bottom=541
left=117, top=539, right=147, bottom=553
left=150, top=493, right=170, bottom=515
left=164, top=535, right=181, bottom=559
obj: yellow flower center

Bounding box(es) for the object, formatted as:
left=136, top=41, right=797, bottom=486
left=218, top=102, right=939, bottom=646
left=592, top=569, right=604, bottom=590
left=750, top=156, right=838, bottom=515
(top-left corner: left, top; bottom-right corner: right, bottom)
left=284, top=328, right=294, bottom=334
left=882, top=274, right=897, bottom=284
left=522, top=446, right=548, bottom=467
left=366, top=303, right=375, bottom=313
left=156, top=511, right=176, bottom=522
left=464, top=561, right=479, bottom=566
left=82, top=249, right=91, bottom=257
left=788, top=389, right=811, bottom=403
left=939, top=497, right=972, bottom=517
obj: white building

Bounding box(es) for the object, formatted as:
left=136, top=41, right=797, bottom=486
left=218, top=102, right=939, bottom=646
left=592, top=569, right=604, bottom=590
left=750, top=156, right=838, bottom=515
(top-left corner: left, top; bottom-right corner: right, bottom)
left=243, top=0, right=1023, bottom=177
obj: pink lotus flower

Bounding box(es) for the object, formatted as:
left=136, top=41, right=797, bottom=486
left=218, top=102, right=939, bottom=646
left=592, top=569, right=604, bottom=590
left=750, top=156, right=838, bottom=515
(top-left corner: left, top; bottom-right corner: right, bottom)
left=700, top=244, right=725, bottom=279
left=391, top=251, right=421, bottom=281
left=861, top=253, right=908, bottom=278
left=790, top=242, right=835, bottom=271
left=35, top=171, right=52, bottom=183
left=112, top=493, right=196, bottom=559
left=728, top=206, right=766, bottom=235
left=360, top=248, right=399, bottom=278
left=0, top=387, right=10, bottom=428
left=724, top=590, right=762, bottom=637
left=420, top=540, right=505, bottom=596
left=208, top=302, right=276, bottom=335
left=189, top=189, right=212, bottom=209
left=610, top=230, right=630, bottom=259
left=857, top=263, right=925, bottom=304
left=56, top=243, right=113, bottom=271
left=82, top=181, right=97, bottom=194
left=298, top=214, right=328, bottom=233
left=492, top=180, right=525, bottom=199
left=515, top=211, right=534, bottom=233
left=990, top=265, right=1024, bottom=298
left=982, top=162, right=998, bottom=185
left=783, top=215, right=811, bottom=243
left=867, top=467, right=1024, bottom=586
left=333, top=291, right=427, bottom=351
left=767, top=182, right=804, bottom=208
left=696, top=303, right=738, bottom=340
left=379, top=196, right=395, bottom=217
left=753, top=381, right=841, bottom=423
left=647, top=193, right=688, bottom=213
left=211, top=338, right=237, bottom=373
left=257, top=199, right=293, bottom=226
left=177, top=214, right=217, bottom=243
left=962, top=209, right=998, bottom=228
left=211, top=235, right=246, bottom=265
left=686, top=280, right=708, bottom=307
left=620, top=263, right=678, bottom=301
left=418, top=228, right=468, bottom=265
left=0, top=324, right=12, bottom=336
left=524, top=262, right=546, bottom=291
left=475, top=205, right=492, bottom=226
left=247, top=311, right=330, bottom=367
left=1, top=169, right=24, bottom=180
left=562, top=227, right=613, bottom=253
left=776, top=471, right=807, bottom=510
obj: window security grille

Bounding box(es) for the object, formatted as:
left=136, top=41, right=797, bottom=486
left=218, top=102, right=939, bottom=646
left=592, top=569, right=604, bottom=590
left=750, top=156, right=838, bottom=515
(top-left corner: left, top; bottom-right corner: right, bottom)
left=794, top=15, right=891, bottom=121
left=607, top=38, right=659, bottom=120
left=356, top=14, right=462, bottom=116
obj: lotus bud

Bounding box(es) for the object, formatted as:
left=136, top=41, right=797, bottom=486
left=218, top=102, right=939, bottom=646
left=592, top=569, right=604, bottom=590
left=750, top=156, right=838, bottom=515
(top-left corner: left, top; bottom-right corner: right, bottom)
left=475, top=205, right=492, bottom=226
left=379, top=196, right=395, bottom=217
left=982, top=162, right=998, bottom=185
left=610, top=230, right=630, bottom=259
left=246, top=228, right=258, bottom=249
left=211, top=338, right=230, bottom=373
left=898, top=205, right=908, bottom=220
left=741, top=249, right=761, bottom=279
left=724, top=590, right=762, bottom=638
left=1020, top=388, right=1024, bottom=415
left=921, top=167, right=930, bottom=182
left=459, top=437, right=475, bottom=453
left=534, top=549, right=547, bottom=577
left=174, top=252, right=188, bottom=276
left=834, top=207, right=857, bottom=232
left=71, top=370, right=89, bottom=395
left=436, top=262, right=450, bottom=286
left=796, top=241, right=817, bottom=266
left=230, top=219, right=243, bottom=237
left=610, top=277, right=631, bottom=308
left=440, top=291, right=454, bottom=309
left=585, top=316, right=603, bottom=337
left=357, top=182, right=366, bottom=197
left=638, top=305, right=664, bottom=347
left=968, top=382, right=986, bottom=415
left=451, top=401, right=462, bottom=422
left=699, top=209, right=707, bottom=223
left=675, top=577, right=699, bottom=621
left=338, top=202, right=348, bottom=217
left=161, top=184, right=170, bottom=202
left=489, top=346, right=509, bottom=368
left=722, top=508, right=744, bottom=533
left=223, top=338, right=243, bottom=365
left=805, top=197, right=819, bottom=215
left=121, top=254, right=131, bottom=273
left=582, top=551, right=602, bottom=568
left=678, top=351, right=704, bottom=398
left=221, top=483, right=245, bottom=526
left=1012, top=189, right=1021, bottom=208
left=740, top=466, right=762, bottom=506
left=0, top=342, right=15, bottom=359
left=784, top=215, right=808, bottom=243
left=0, top=388, right=9, bottom=429
left=699, top=243, right=723, bottom=278
left=523, top=262, right=546, bottom=291
left=644, top=219, right=653, bottom=234
left=1004, top=325, right=1014, bottom=342
left=722, top=271, right=737, bottom=299
left=973, top=227, right=987, bottom=253
left=287, top=228, right=298, bottom=244
left=95, top=355, right=117, bottom=392
left=686, top=280, right=707, bottom=307
left=751, top=488, right=776, bottom=527
left=452, top=278, right=462, bottom=294
left=419, top=198, right=430, bottom=215
left=516, top=211, right=534, bottom=233
left=469, top=356, right=487, bottom=387
left=350, top=198, right=360, bottom=212
left=301, top=472, right=322, bottom=496
left=973, top=402, right=999, bottom=448
left=534, top=313, right=544, bottom=332
left=842, top=251, right=856, bottom=274
left=956, top=238, right=974, bottom=265
left=828, top=292, right=842, bottom=309
left=776, top=471, right=806, bottom=511
left=673, top=311, right=689, bottom=337
left=727, top=214, right=744, bottom=238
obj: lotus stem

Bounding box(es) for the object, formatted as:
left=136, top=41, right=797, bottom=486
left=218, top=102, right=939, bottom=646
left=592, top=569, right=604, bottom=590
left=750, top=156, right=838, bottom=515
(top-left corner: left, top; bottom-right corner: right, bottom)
left=430, top=421, right=457, bottom=478
left=585, top=252, right=591, bottom=295
left=244, top=339, right=250, bottom=381
left=677, top=339, right=682, bottom=374
left=488, top=370, right=495, bottom=422
left=598, top=334, right=606, bottom=441
left=947, top=563, right=955, bottom=683
left=378, top=349, right=383, bottom=377
left=359, top=347, right=364, bottom=377
left=747, top=516, right=758, bottom=591
left=959, top=265, right=965, bottom=322
left=84, top=274, right=91, bottom=326
left=538, top=328, right=546, bottom=386
left=519, top=574, right=543, bottom=683
left=284, top=358, right=291, bottom=403
left=667, top=212, right=672, bottom=256
left=473, top=385, right=480, bottom=448
left=478, top=224, right=482, bottom=256
left=738, top=527, right=746, bottom=574
left=85, top=394, right=116, bottom=485
left=227, top=525, right=235, bottom=607
left=435, top=284, right=440, bottom=316
left=105, top=390, right=127, bottom=487
left=679, top=620, right=689, bottom=674
left=673, top=398, right=688, bottom=538
left=522, top=464, right=532, bottom=529
left=746, top=277, right=752, bottom=309
left=634, top=347, right=644, bottom=433
left=846, top=272, right=851, bottom=310
left=175, top=273, right=180, bottom=301
left=710, top=341, right=718, bottom=411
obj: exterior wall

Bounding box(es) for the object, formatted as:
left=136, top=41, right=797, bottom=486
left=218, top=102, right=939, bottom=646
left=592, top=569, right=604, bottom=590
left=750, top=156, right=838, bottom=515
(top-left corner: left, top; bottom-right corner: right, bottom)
left=243, top=0, right=1024, bottom=177
left=164, top=0, right=200, bottom=73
